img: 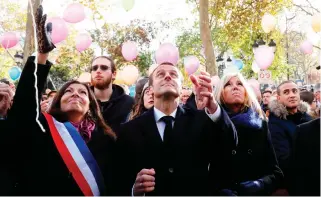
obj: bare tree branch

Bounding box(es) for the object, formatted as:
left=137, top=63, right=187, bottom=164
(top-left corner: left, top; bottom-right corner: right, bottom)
left=313, top=45, right=321, bottom=50
left=306, top=0, right=320, bottom=13
left=294, top=4, right=313, bottom=16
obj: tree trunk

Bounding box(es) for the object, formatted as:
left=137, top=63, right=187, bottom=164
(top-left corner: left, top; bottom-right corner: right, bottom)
left=23, top=0, right=42, bottom=65
left=199, top=0, right=217, bottom=76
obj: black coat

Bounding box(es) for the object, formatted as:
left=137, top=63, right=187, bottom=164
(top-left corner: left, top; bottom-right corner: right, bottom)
left=10, top=57, right=115, bottom=195
left=95, top=84, right=134, bottom=132
left=114, top=106, right=224, bottom=196
left=288, top=118, right=320, bottom=196
left=268, top=100, right=312, bottom=183
left=209, top=108, right=283, bottom=195
left=184, top=92, right=197, bottom=110
left=0, top=119, right=16, bottom=195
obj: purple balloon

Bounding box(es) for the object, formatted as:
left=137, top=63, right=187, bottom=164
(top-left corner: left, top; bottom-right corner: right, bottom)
left=47, top=17, right=68, bottom=44
left=184, top=56, right=200, bottom=75
left=63, top=3, right=86, bottom=23
left=122, top=41, right=138, bottom=61
left=155, top=43, right=179, bottom=65
left=1, top=32, right=18, bottom=49
left=254, top=46, right=275, bottom=70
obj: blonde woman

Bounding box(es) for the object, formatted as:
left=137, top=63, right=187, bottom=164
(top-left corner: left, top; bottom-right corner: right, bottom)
left=209, top=72, right=283, bottom=196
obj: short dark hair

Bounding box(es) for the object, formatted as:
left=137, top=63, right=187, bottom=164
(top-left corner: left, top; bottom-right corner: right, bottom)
left=49, top=80, right=116, bottom=139
left=262, top=90, right=272, bottom=95
left=277, top=80, right=296, bottom=95
left=90, top=56, right=116, bottom=73
left=0, top=78, right=10, bottom=85
left=148, top=62, right=177, bottom=86
left=300, top=91, right=314, bottom=105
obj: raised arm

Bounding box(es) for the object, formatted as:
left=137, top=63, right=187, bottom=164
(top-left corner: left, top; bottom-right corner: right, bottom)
left=8, top=5, right=55, bottom=123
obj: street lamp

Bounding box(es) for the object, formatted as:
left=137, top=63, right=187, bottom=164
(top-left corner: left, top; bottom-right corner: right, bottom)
left=268, top=39, right=277, bottom=53
left=14, top=51, right=23, bottom=67
left=252, top=39, right=277, bottom=54
left=257, top=39, right=266, bottom=47
left=226, top=56, right=232, bottom=67
left=216, top=56, right=225, bottom=78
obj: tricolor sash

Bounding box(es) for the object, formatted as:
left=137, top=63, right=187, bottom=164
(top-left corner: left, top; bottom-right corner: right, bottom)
left=44, top=113, right=105, bottom=196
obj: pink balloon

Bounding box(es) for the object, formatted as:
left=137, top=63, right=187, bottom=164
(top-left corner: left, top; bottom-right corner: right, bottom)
left=122, top=41, right=138, bottom=61
left=211, top=76, right=220, bottom=86
left=254, top=46, right=275, bottom=70
left=75, top=33, right=92, bottom=52
left=184, top=56, right=200, bottom=75
left=63, top=3, right=86, bottom=23
left=155, top=43, right=179, bottom=65
left=300, top=40, right=313, bottom=55
left=47, top=17, right=68, bottom=44
left=1, top=32, right=18, bottom=49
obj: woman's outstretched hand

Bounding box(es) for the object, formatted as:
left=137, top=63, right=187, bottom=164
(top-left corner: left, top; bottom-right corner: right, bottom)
left=35, top=5, right=55, bottom=54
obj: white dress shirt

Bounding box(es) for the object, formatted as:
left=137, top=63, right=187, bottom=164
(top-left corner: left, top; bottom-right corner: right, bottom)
left=153, top=107, right=177, bottom=141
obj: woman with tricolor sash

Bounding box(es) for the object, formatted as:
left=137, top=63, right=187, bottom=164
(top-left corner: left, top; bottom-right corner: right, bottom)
left=9, top=5, right=116, bottom=196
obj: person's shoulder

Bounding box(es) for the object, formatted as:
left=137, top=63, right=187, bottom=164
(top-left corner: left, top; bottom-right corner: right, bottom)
left=297, top=118, right=320, bottom=131
left=120, top=110, right=150, bottom=131
left=121, top=94, right=134, bottom=103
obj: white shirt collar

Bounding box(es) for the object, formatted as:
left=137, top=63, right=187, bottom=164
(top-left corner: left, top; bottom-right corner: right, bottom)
left=153, top=107, right=177, bottom=122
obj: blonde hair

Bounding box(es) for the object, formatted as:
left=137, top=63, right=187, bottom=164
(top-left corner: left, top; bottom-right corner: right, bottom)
left=214, top=72, right=265, bottom=119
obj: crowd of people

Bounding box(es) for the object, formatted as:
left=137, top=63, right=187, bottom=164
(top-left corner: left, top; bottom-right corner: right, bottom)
left=0, top=5, right=319, bottom=196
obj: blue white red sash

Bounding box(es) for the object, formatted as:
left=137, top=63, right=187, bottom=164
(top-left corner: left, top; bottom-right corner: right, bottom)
left=44, top=113, right=105, bottom=196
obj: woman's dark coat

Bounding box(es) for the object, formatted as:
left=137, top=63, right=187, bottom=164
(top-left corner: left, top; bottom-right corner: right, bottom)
left=209, top=107, right=283, bottom=195
left=9, top=57, right=115, bottom=195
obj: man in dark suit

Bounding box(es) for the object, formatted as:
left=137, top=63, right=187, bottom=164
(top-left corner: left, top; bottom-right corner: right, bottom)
left=289, top=118, right=320, bottom=196
left=114, top=62, right=227, bottom=196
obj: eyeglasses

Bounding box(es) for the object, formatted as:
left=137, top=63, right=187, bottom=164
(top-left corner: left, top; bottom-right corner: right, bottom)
left=91, top=65, right=110, bottom=72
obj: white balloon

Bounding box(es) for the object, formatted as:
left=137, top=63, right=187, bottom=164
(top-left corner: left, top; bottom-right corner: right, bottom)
left=261, top=13, right=277, bottom=33
left=252, top=61, right=260, bottom=73
left=122, top=65, right=139, bottom=85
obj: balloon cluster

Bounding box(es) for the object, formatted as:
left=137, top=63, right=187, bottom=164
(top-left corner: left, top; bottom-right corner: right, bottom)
left=47, top=3, right=91, bottom=52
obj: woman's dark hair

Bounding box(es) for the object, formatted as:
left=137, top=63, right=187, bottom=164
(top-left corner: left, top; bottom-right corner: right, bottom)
left=134, top=77, right=149, bottom=104
left=129, top=87, right=149, bottom=120
left=300, top=91, right=314, bottom=105
left=49, top=80, right=116, bottom=139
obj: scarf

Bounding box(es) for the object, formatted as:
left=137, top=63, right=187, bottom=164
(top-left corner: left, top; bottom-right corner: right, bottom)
left=70, top=118, right=96, bottom=142
left=224, top=106, right=263, bottom=130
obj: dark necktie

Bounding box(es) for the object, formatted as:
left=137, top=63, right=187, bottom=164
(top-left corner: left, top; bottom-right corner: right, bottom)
left=161, top=116, right=174, bottom=143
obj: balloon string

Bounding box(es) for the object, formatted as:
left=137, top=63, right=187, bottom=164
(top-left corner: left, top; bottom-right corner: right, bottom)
left=28, top=0, right=45, bottom=132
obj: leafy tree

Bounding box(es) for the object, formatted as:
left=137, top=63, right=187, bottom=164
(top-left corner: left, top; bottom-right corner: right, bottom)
left=185, top=0, right=292, bottom=80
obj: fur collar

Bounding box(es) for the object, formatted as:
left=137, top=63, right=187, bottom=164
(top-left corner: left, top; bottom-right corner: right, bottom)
left=268, top=99, right=310, bottom=120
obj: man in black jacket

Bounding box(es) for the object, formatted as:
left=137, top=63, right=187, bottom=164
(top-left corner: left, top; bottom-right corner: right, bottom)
left=289, top=118, right=320, bottom=196
left=90, top=56, right=134, bottom=131
left=114, top=62, right=226, bottom=196
left=268, top=80, right=312, bottom=192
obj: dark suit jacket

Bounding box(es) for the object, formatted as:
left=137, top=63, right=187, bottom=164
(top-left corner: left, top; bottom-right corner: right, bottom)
left=289, top=118, right=320, bottom=196
left=114, top=106, right=224, bottom=196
